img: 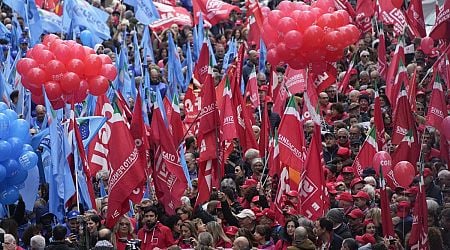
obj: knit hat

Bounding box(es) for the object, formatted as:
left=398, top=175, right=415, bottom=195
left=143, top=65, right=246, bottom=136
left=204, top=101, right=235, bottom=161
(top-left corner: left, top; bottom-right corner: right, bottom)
left=326, top=208, right=345, bottom=224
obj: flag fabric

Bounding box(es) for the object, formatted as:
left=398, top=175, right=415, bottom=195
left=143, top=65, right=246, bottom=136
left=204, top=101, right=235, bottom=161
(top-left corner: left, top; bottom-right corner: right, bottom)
left=222, top=38, right=236, bottom=71
left=151, top=96, right=188, bottom=214
left=192, top=0, right=241, bottom=26
left=284, top=67, right=307, bottom=94
left=168, top=32, right=186, bottom=93
left=193, top=42, right=210, bottom=86
left=151, top=3, right=192, bottom=31
left=355, top=0, right=375, bottom=33
left=38, top=8, right=63, bottom=34
left=386, top=39, right=406, bottom=108
left=408, top=68, right=418, bottom=112
left=300, top=124, right=327, bottom=220
left=124, top=0, right=160, bottom=25
left=259, top=101, right=270, bottom=157
left=378, top=0, right=407, bottom=34
left=184, top=43, right=194, bottom=88
left=245, top=67, right=260, bottom=109
left=425, top=73, right=446, bottom=131
left=338, top=56, right=355, bottom=94
left=268, top=129, right=280, bottom=177
left=0, top=22, right=10, bottom=40
left=405, top=0, right=426, bottom=38
left=166, top=93, right=185, bottom=147
left=429, top=0, right=450, bottom=41
left=62, top=0, right=111, bottom=40
left=377, top=25, right=387, bottom=80
left=352, top=128, right=377, bottom=177
left=379, top=165, right=395, bottom=238
left=314, top=63, right=337, bottom=94
left=220, top=76, right=238, bottom=141
left=373, top=87, right=387, bottom=151
left=43, top=91, right=76, bottom=222
left=141, top=26, right=156, bottom=64
left=408, top=182, right=429, bottom=249
left=278, top=96, right=305, bottom=189
left=247, top=16, right=261, bottom=50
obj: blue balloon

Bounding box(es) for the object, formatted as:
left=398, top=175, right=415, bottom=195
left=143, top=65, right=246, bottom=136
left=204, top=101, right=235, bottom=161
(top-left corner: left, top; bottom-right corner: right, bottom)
left=9, top=119, right=31, bottom=143
left=80, top=30, right=94, bottom=48
left=8, top=137, right=24, bottom=159
left=0, top=102, right=8, bottom=112
left=7, top=168, right=28, bottom=186
left=3, top=159, right=20, bottom=177
left=22, top=144, right=33, bottom=153
left=0, top=113, right=10, bottom=139
left=0, top=186, right=20, bottom=205
left=0, top=164, right=6, bottom=182
left=2, top=109, right=17, bottom=122
left=0, top=140, right=12, bottom=162
left=18, top=151, right=38, bottom=170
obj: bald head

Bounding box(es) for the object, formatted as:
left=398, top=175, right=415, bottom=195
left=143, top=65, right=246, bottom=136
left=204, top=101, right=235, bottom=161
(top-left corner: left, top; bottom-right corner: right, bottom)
left=294, top=226, right=308, bottom=240
left=233, top=236, right=250, bottom=250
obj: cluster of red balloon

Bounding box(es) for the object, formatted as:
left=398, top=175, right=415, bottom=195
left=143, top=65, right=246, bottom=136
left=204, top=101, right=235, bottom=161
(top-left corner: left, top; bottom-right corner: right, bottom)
left=260, top=0, right=360, bottom=71
left=16, top=34, right=117, bottom=109
left=373, top=151, right=416, bottom=188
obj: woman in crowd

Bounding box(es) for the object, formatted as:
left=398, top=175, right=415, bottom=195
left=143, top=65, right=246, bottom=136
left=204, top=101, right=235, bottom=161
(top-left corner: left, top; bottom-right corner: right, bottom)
left=111, top=216, right=137, bottom=250
left=275, top=218, right=299, bottom=249
left=206, top=221, right=232, bottom=248
left=178, top=220, right=198, bottom=249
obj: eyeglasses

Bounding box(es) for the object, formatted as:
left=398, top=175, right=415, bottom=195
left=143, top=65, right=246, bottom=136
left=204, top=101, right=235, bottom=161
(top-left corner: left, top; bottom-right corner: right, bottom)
left=338, top=136, right=348, bottom=139
left=119, top=222, right=130, bottom=226
left=362, top=55, right=369, bottom=57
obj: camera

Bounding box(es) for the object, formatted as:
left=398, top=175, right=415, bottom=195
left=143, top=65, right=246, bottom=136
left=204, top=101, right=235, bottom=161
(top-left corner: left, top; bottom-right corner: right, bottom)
left=124, top=239, right=141, bottom=250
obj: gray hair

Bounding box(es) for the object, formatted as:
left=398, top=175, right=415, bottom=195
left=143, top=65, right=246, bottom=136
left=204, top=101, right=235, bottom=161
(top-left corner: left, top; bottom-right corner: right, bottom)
left=30, top=235, right=46, bottom=250
left=198, top=232, right=214, bottom=247
left=244, top=148, right=259, bottom=161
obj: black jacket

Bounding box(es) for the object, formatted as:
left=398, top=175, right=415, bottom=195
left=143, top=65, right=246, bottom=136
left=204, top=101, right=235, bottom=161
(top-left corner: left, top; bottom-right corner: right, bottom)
left=45, top=241, right=77, bottom=250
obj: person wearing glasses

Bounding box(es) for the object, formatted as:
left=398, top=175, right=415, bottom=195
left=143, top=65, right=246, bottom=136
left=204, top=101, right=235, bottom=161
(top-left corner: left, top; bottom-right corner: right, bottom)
left=112, top=216, right=137, bottom=250
left=356, top=50, right=374, bottom=73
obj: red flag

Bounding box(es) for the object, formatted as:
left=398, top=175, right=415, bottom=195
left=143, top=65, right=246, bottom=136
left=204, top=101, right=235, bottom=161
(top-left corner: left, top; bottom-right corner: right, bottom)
left=405, top=0, right=426, bottom=37
left=151, top=100, right=188, bottom=214
left=259, top=101, right=270, bottom=157
left=151, top=3, right=193, bottom=32
left=154, top=0, right=176, bottom=6
left=408, top=69, right=418, bottom=112
left=278, top=96, right=306, bottom=189
left=379, top=166, right=396, bottom=238
left=377, top=26, right=387, bottom=80
left=374, top=89, right=388, bottom=151
left=338, top=58, right=355, bottom=94
left=385, top=40, right=406, bottom=107
left=192, top=0, right=241, bottom=26
left=272, top=81, right=289, bottom=116
left=314, top=63, right=337, bottom=94
left=378, top=0, right=407, bottom=34
left=89, top=95, right=146, bottom=228
left=426, top=73, right=446, bottom=131
left=194, top=43, right=211, bottom=86
left=129, top=92, right=150, bottom=204
left=356, top=0, right=375, bottom=33
left=164, top=95, right=185, bottom=146
left=284, top=67, right=307, bottom=94
left=408, top=183, right=429, bottom=249
left=352, top=128, right=377, bottom=177
left=272, top=165, right=290, bottom=225
left=429, top=0, right=450, bottom=41
left=246, top=16, right=261, bottom=49
left=391, top=88, right=420, bottom=166
left=335, top=0, right=356, bottom=17
left=220, top=76, right=238, bottom=141
left=245, top=67, right=260, bottom=109
left=300, top=124, right=328, bottom=220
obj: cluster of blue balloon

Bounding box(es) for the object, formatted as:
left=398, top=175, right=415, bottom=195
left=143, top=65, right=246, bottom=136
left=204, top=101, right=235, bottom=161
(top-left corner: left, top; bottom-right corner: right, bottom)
left=0, top=102, right=38, bottom=205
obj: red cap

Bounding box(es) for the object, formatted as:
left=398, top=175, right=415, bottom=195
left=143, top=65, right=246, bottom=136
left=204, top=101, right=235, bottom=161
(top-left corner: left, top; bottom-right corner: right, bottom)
left=251, top=196, right=260, bottom=203
left=405, top=186, right=419, bottom=195
left=350, top=69, right=358, bottom=75
left=265, top=96, right=274, bottom=103
left=342, top=167, right=354, bottom=174
left=336, top=192, right=353, bottom=202
left=225, top=226, right=239, bottom=236
left=251, top=206, right=262, bottom=215
left=235, top=20, right=243, bottom=26
left=242, top=179, right=258, bottom=188
left=350, top=178, right=365, bottom=188
left=348, top=208, right=365, bottom=219
left=416, top=91, right=426, bottom=96
left=397, top=201, right=411, bottom=218
left=286, top=190, right=299, bottom=197
left=260, top=208, right=276, bottom=221
left=353, top=191, right=371, bottom=200
left=285, top=208, right=298, bottom=216
left=337, top=147, right=351, bottom=158
left=356, top=233, right=376, bottom=245
left=216, top=202, right=222, bottom=209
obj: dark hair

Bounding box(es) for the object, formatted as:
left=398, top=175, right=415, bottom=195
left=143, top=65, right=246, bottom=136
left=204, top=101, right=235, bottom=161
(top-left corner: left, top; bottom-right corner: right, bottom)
left=9, top=90, right=19, bottom=100
left=52, top=225, right=68, bottom=241
left=318, top=217, right=333, bottom=232
left=283, top=219, right=300, bottom=242
left=255, top=225, right=271, bottom=241
left=164, top=215, right=182, bottom=231
left=342, top=238, right=359, bottom=250
left=185, top=136, right=196, bottom=150
left=330, top=103, right=344, bottom=114
left=142, top=205, right=159, bottom=216
left=89, top=214, right=102, bottom=228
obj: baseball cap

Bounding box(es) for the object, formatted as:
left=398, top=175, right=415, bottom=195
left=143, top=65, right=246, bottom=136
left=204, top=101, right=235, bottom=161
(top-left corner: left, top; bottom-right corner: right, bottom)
left=251, top=196, right=260, bottom=203
left=336, top=192, right=353, bottom=202
left=67, top=210, right=80, bottom=220
left=360, top=50, right=370, bottom=57
left=19, top=37, right=29, bottom=44
left=350, top=178, right=365, bottom=188
left=337, top=147, right=351, bottom=158
left=356, top=233, right=376, bottom=245
left=342, top=167, right=354, bottom=174
left=225, top=226, right=239, bottom=236
left=236, top=209, right=256, bottom=220
left=397, top=201, right=411, bottom=218
left=286, top=190, right=299, bottom=197
left=259, top=208, right=276, bottom=221
left=242, top=178, right=258, bottom=189
left=348, top=208, right=365, bottom=219
left=353, top=191, right=371, bottom=200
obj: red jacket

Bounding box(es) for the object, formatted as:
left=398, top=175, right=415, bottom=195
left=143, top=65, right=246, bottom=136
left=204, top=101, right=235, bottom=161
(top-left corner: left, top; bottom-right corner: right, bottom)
left=137, top=222, right=176, bottom=250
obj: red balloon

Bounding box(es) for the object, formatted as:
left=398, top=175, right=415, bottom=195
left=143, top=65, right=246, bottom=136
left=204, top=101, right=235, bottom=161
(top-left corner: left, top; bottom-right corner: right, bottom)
left=326, top=50, right=344, bottom=62
left=298, top=5, right=311, bottom=11
left=266, top=49, right=280, bottom=66
left=277, top=1, right=293, bottom=12
left=346, top=25, right=361, bottom=44
left=48, top=39, right=64, bottom=52
left=44, top=81, right=63, bottom=100
left=276, top=42, right=295, bottom=61
left=285, top=30, right=303, bottom=50
left=60, top=72, right=81, bottom=94
left=391, top=0, right=403, bottom=9
left=296, top=11, right=315, bottom=32
left=292, top=1, right=305, bottom=10
left=88, top=76, right=109, bottom=96
left=23, top=79, right=43, bottom=95
left=84, top=54, right=102, bottom=76
left=34, top=50, right=55, bottom=68
left=316, top=13, right=337, bottom=29
left=268, top=10, right=283, bottom=27
left=420, top=37, right=434, bottom=55
left=63, top=40, right=77, bottom=48
left=287, top=57, right=307, bottom=70
left=74, top=80, right=89, bottom=103
left=31, top=44, right=48, bottom=55
left=31, top=94, right=45, bottom=105
left=261, top=6, right=271, bottom=15
left=100, top=64, right=118, bottom=81
left=68, top=44, right=86, bottom=61
left=334, top=10, right=350, bottom=26
left=66, top=59, right=86, bottom=76
left=83, top=46, right=96, bottom=58
left=441, top=116, right=450, bottom=140
left=324, top=31, right=345, bottom=52
left=25, top=48, right=34, bottom=59
left=314, top=0, right=335, bottom=12
left=26, top=67, right=48, bottom=85
left=373, top=151, right=392, bottom=176
left=393, top=161, right=416, bottom=188
left=310, top=7, right=325, bottom=19
left=53, top=44, right=71, bottom=64
left=262, top=21, right=279, bottom=47
left=98, top=54, right=113, bottom=65
left=311, top=62, right=328, bottom=74
left=42, top=34, right=59, bottom=47
left=302, top=25, right=325, bottom=49
left=17, top=58, right=38, bottom=76
left=50, top=98, right=66, bottom=110
left=45, top=60, right=67, bottom=81
left=278, top=17, right=297, bottom=35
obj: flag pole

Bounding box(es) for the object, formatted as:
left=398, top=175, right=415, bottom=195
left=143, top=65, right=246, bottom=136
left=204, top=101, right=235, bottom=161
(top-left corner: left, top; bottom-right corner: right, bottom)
left=72, top=102, right=81, bottom=213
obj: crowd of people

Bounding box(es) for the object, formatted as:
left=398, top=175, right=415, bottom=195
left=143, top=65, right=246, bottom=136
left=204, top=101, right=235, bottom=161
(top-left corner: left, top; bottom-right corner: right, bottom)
left=0, top=0, right=450, bottom=249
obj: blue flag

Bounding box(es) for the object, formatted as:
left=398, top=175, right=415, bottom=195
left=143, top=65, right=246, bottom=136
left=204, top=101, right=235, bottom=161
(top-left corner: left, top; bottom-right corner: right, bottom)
left=207, top=38, right=217, bottom=66
left=222, top=38, right=236, bottom=71
left=43, top=90, right=76, bottom=222
left=123, top=0, right=160, bottom=25
left=63, top=0, right=111, bottom=40
left=133, top=31, right=142, bottom=77
left=167, top=33, right=185, bottom=94
left=38, top=8, right=62, bottom=34
left=26, top=0, right=43, bottom=46
left=259, top=39, right=267, bottom=74
left=184, top=42, right=193, bottom=87
left=141, top=26, right=155, bottom=64
left=0, top=22, right=11, bottom=40
left=179, top=146, right=192, bottom=188
left=192, top=27, right=200, bottom=62
left=76, top=116, right=107, bottom=149
left=3, top=0, right=26, bottom=19
left=19, top=166, right=40, bottom=211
